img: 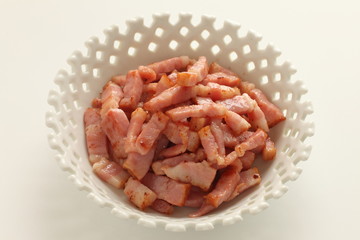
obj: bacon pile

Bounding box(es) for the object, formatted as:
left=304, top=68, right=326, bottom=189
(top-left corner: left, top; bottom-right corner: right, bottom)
left=84, top=56, right=285, bottom=217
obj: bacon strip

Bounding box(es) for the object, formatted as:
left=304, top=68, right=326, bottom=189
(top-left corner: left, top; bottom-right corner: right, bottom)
left=163, top=161, right=216, bottom=191
left=208, top=62, right=238, bottom=76
left=184, top=187, right=206, bottom=208
left=166, top=103, right=227, bottom=122
left=216, top=94, right=255, bottom=114
left=119, top=70, right=143, bottom=110
left=160, top=144, right=187, bottom=158
left=141, top=173, right=191, bottom=206
left=210, top=121, right=226, bottom=156
left=123, top=145, right=156, bottom=180
left=155, top=74, right=176, bottom=95
left=189, top=117, right=210, bottom=132
left=84, top=108, right=109, bottom=164
left=144, top=85, right=196, bottom=112
left=124, top=177, right=157, bottom=210
left=240, top=151, right=256, bottom=170
left=224, top=111, right=251, bottom=135
left=135, top=112, right=169, bottom=155
left=147, top=56, right=190, bottom=80
left=151, top=153, right=196, bottom=175
left=187, top=131, right=200, bottom=152
left=151, top=199, right=174, bottom=214
left=100, top=82, right=123, bottom=118
left=111, top=75, right=127, bottom=87
left=125, top=108, right=147, bottom=153
left=196, top=83, right=240, bottom=101
left=177, top=56, right=208, bottom=86
left=101, top=109, right=129, bottom=159
left=93, top=158, right=130, bottom=188
left=262, top=138, right=276, bottom=161
left=235, top=129, right=268, bottom=157
left=138, top=65, right=156, bottom=83
left=248, top=101, right=269, bottom=132
left=202, top=72, right=240, bottom=87
left=227, top=168, right=261, bottom=201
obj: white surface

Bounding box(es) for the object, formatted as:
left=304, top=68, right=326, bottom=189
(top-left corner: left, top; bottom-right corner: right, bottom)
left=0, top=0, right=359, bottom=239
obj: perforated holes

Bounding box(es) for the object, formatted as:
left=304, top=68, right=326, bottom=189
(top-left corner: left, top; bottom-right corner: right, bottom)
left=201, top=30, right=210, bottom=40
left=286, top=93, right=293, bottom=101
left=292, top=129, right=300, bottom=138
left=284, top=128, right=291, bottom=137
left=134, top=32, right=142, bottom=42
left=291, top=112, right=298, bottom=120
left=288, top=148, right=296, bottom=157
left=113, top=40, right=120, bottom=49
left=191, top=40, right=199, bottom=50
left=82, top=82, right=90, bottom=92
left=73, top=151, right=80, bottom=160
left=282, top=144, right=290, bottom=153
left=275, top=161, right=284, bottom=170
left=109, top=55, right=117, bottom=65
left=278, top=168, right=286, bottom=177
left=62, top=102, right=71, bottom=112
left=96, top=51, right=103, bottom=60
left=273, top=91, right=280, bottom=101
left=261, top=75, right=269, bottom=85
left=283, top=108, right=288, bottom=117
left=223, top=35, right=232, bottom=44
left=229, top=51, right=238, bottom=61
left=62, top=139, right=69, bottom=147
left=148, top=42, right=157, bottom=52
left=243, top=45, right=251, bottom=54
left=73, top=100, right=81, bottom=110
left=69, top=117, right=77, bottom=128
left=247, top=199, right=256, bottom=206
left=180, top=27, right=189, bottom=36
left=300, top=134, right=309, bottom=142
left=128, top=47, right=136, bottom=56
left=69, top=132, right=76, bottom=141
left=59, top=118, right=66, bottom=128
left=275, top=73, right=281, bottom=81
left=81, top=64, right=88, bottom=73
left=260, top=59, right=268, bottom=68
left=155, top=28, right=164, bottom=37
left=69, top=83, right=76, bottom=93
left=211, top=45, right=220, bottom=55
left=247, top=61, right=255, bottom=72
left=169, top=40, right=178, bottom=50
left=92, top=68, right=99, bottom=78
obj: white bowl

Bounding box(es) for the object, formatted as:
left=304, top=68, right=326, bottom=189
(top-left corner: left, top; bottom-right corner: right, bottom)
left=46, top=13, right=314, bottom=231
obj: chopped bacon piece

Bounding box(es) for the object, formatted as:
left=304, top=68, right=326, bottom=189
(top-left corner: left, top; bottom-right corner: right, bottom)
left=100, top=82, right=123, bottom=118
left=123, top=145, right=156, bottom=180
left=239, top=81, right=255, bottom=94
left=189, top=117, right=210, bottom=131
left=198, top=126, right=222, bottom=165
left=111, top=75, right=127, bottom=87
left=196, top=83, right=240, bottom=101
left=194, top=96, right=214, bottom=105
left=160, top=144, right=187, bottom=158
left=210, top=120, right=226, bottom=156
left=93, top=158, right=130, bottom=188
left=216, top=94, right=255, bottom=114
left=235, top=129, right=267, bottom=157
left=141, top=173, right=191, bottom=206
left=147, top=56, right=190, bottom=80
left=162, top=122, right=189, bottom=145
left=248, top=101, right=269, bottom=132
left=163, top=161, right=216, bottom=191
left=227, top=168, right=261, bottom=201
left=91, top=98, right=102, bottom=108
left=166, top=103, right=227, bottom=122
left=119, top=70, right=143, bottom=110
left=151, top=199, right=174, bottom=214
left=204, top=167, right=240, bottom=207
left=195, top=148, right=206, bottom=161
left=135, top=112, right=169, bottom=155
left=144, top=85, right=196, bottom=112
left=143, top=83, right=158, bottom=93
left=202, top=72, right=241, bottom=87
left=188, top=203, right=215, bottom=218
left=218, top=122, right=239, bottom=148
left=224, top=111, right=251, bottom=135
left=84, top=108, right=101, bottom=127
left=229, top=158, right=243, bottom=172
left=154, top=134, right=169, bottom=160
left=237, top=130, right=254, bottom=142
left=185, top=187, right=206, bottom=208
left=155, top=74, right=176, bottom=95
left=249, top=89, right=286, bottom=127
left=85, top=124, right=109, bottom=164
left=208, top=62, right=238, bottom=76
left=138, top=65, right=156, bottom=83
left=177, top=56, right=208, bottom=86
left=125, top=108, right=147, bottom=153
left=152, top=153, right=197, bottom=175
left=262, top=138, right=276, bottom=161
left=187, top=131, right=200, bottom=152
left=101, top=109, right=129, bottom=159
left=240, top=151, right=256, bottom=170
left=124, top=177, right=157, bottom=210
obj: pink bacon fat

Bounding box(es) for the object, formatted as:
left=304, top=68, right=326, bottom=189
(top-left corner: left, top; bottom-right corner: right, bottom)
left=147, top=56, right=190, bottom=80
left=84, top=108, right=109, bottom=164
left=119, top=70, right=143, bottom=110
left=125, top=107, right=147, bottom=154
left=100, top=82, right=123, bottom=118
left=124, top=177, right=157, bottom=210
left=93, top=158, right=130, bottom=189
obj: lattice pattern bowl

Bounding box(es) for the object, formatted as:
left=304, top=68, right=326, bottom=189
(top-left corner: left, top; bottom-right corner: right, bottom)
left=46, top=13, right=314, bottom=231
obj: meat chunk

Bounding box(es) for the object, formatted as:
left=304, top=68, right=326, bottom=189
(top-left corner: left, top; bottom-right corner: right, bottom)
left=100, top=82, right=123, bottom=118
left=187, top=131, right=200, bottom=152
left=262, top=138, right=276, bottom=161
left=202, top=72, right=240, bottom=87
left=166, top=103, right=227, bottom=122
left=227, top=168, right=261, bottom=201
left=249, top=89, right=286, bottom=127
left=239, top=81, right=255, bottom=94
left=235, top=129, right=268, bottom=157
left=125, top=108, right=147, bottom=153
left=224, top=111, right=251, bottom=135
left=239, top=151, right=256, bottom=170
left=151, top=153, right=196, bottom=175
left=111, top=75, right=127, bottom=87
left=208, top=62, right=238, bottom=76
left=123, top=145, right=156, bottom=180
left=248, top=101, right=269, bottom=132
left=144, top=85, right=196, bottom=112
left=194, top=96, right=214, bottom=105
left=151, top=199, right=174, bottom=214
left=124, top=177, right=157, bottom=210
left=210, top=120, right=226, bottom=156
left=101, top=109, right=129, bottom=159
left=189, top=117, right=210, bottom=132
left=93, top=158, right=130, bottom=188
left=184, top=187, right=206, bottom=208
left=135, top=112, right=169, bottom=155
left=177, top=56, right=208, bottom=86
left=147, top=56, right=190, bottom=80
left=216, top=94, right=255, bottom=114
left=119, top=70, right=143, bottom=110
left=84, top=108, right=109, bottom=164
left=160, top=144, right=187, bottom=158
left=141, top=173, right=191, bottom=206
left=196, top=83, right=240, bottom=101
left=155, top=74, right=176, bottom=95
left=198, top=126, right=222, bottom=165
left=138, top=65, right=156, bottom=83
left=163, top=161, right=216, bottom=191
left=91, top=98, right=102, bottom=108
left=162, top=122, right=189, bottom=145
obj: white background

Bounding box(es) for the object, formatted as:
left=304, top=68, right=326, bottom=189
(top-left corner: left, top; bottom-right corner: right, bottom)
left=1, top=0, right=359, bottom=239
